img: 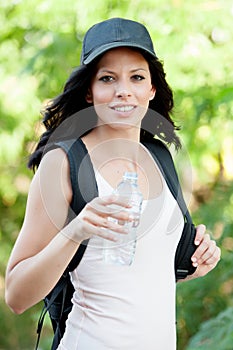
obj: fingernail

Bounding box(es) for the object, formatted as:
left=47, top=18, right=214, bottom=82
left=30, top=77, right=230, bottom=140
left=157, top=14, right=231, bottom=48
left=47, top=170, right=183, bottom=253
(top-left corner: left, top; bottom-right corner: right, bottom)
left=193, top=262, right=198, bottom=267
left=191, top=257, right=197, bottom=262
left=195, top=240, right=200, bottom=245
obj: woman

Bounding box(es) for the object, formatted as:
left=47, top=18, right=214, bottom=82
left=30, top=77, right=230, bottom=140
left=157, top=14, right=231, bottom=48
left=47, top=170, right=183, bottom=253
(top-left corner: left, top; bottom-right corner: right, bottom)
left=5, top=18, right=220, bottom=349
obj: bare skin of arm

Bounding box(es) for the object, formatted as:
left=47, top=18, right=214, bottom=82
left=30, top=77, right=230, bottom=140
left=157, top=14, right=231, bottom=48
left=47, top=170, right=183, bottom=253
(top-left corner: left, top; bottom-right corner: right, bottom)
left=5, top=149, right=130, bottom=314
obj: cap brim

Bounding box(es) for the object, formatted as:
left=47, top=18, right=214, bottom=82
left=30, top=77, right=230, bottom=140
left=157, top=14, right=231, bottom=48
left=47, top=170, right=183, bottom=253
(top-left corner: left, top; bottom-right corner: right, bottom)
left=82, top=42, right=156, bottom=64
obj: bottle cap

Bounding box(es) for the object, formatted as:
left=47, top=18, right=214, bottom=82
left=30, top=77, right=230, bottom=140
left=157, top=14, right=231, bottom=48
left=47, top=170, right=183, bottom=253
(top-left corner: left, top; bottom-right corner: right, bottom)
left=123, top=172, right=138, bottom=181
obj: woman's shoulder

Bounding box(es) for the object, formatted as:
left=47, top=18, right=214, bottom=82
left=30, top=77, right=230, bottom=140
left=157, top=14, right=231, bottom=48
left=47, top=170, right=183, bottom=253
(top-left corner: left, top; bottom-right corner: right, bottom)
left=36, top=147, right=72, bottom=203
left=41, top=146, right=69, bottom=165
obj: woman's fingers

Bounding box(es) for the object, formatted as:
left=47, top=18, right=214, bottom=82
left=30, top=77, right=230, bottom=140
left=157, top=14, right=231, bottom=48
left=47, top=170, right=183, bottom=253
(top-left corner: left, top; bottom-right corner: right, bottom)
left=193, top=235, right=215, bottom=265
left=86, top=195, right=133, bottom=222
left=67, top=195, right=133, bottom=243
left=191, top=225, right=221, bottom=269
left=193, top=224, right=206, bottom=245
left=82, top=210, right=129, bottom=234
left=204, top=245, right=221, bottom=266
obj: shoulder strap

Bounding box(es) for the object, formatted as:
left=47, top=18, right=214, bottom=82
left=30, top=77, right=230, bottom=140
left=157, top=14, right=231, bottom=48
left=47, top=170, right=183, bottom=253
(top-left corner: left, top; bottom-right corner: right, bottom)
left=142, top=139, right=197, bottom=279
left=142, top=139, right=191, bottom=222
left=55, top=138, right=99, bottom=271
left=55, top=138, right=98, bottom=216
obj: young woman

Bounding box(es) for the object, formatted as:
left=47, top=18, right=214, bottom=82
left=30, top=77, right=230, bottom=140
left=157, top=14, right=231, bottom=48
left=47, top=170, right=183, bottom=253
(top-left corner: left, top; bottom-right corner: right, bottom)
left=5, top=18, right=221, bottom=349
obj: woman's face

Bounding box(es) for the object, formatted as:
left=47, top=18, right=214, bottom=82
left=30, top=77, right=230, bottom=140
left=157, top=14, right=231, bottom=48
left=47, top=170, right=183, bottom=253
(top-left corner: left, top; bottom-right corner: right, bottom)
left=86, top=47, right=156, bottom=129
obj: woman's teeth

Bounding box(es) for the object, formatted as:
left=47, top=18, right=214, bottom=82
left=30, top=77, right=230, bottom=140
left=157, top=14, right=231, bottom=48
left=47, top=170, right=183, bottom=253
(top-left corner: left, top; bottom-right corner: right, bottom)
left=113, top=106, right=135, bottom=112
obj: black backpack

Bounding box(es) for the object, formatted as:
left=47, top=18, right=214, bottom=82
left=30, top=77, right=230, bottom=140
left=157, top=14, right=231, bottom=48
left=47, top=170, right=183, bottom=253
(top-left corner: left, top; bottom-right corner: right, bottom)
left=35, top=138, right=197, bottom=350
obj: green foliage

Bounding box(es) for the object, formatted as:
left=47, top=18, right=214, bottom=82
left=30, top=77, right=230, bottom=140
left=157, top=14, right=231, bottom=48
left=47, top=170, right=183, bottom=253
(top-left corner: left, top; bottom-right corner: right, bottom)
left=176, top=179, right=233, bottom=349
left=186, top=307, right=233, bottom=350
left=0, top=0, right=232, bottom=349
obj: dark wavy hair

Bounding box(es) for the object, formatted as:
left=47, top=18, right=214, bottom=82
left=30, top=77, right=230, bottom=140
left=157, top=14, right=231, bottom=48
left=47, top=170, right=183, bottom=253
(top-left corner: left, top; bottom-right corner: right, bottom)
left=28, top=50, right=181, bottom=171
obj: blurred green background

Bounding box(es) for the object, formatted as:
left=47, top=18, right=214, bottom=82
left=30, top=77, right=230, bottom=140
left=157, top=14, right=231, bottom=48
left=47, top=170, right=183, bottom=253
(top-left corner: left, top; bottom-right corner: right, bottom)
left=0, top=0, right=232, bottom=349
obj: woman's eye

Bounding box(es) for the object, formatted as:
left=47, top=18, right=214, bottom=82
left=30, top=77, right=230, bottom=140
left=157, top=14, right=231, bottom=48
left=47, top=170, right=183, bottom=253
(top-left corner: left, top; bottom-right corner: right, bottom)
left=99, top=76, right=114, bottom=82
left=132, top=75, right=145, bottom=81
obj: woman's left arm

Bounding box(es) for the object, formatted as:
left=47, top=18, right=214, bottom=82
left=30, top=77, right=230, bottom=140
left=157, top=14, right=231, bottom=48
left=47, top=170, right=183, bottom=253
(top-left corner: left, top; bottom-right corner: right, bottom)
left=183, top=224, right=221, bottom=281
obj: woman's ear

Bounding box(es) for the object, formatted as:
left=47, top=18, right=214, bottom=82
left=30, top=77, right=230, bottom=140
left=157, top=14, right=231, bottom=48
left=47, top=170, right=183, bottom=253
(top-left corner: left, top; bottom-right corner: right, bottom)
left=86, top=89, right=93, bottom=103
left=149, top=85, right=156, bottom=101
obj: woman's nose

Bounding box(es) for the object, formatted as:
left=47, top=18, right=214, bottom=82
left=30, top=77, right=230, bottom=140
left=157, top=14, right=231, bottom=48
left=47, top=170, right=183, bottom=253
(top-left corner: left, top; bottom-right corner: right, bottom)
left=115, top=89, right=132, bottom=98
left=115, top=81, right=132, bottom=98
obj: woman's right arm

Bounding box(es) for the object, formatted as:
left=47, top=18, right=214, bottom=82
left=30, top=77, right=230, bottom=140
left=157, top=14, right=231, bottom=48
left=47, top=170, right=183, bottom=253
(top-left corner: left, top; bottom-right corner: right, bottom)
left=5, top=148, right=79, bottom=314
left=5, top=148, right=129, bottom=314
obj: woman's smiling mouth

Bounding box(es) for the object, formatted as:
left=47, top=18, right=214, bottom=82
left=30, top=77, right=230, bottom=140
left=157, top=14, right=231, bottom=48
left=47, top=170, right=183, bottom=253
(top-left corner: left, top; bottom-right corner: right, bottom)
left=110, top=105, right=136, bottom=113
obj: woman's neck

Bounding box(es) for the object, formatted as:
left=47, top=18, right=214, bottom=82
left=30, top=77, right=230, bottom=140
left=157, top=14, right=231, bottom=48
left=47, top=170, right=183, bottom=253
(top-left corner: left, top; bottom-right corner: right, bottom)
left=83, top=124, right=141, bottom=148
left=81, top=125, right=142, bottom=172
left=81, top=125, right=163, bottom=199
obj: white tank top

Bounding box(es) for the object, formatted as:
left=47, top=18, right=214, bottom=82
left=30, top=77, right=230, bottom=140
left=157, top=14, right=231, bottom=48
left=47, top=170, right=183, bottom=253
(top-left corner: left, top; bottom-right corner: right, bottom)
left=57, top=170, right=184, bottom=350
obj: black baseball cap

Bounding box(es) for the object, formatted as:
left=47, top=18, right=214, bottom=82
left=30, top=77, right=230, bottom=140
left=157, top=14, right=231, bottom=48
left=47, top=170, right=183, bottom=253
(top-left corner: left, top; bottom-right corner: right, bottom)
left=81, top=17, right=157, bottom=65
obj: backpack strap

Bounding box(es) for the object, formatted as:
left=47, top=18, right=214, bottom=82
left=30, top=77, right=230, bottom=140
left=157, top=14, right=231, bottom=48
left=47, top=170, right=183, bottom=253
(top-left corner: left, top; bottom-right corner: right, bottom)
left=142, top=139, right=191, bottom=221
left=35, top=271, right=70, bottom=350
left=142, top=139, right=197, bottom=280
left=55, top=138, right=99, bottom=271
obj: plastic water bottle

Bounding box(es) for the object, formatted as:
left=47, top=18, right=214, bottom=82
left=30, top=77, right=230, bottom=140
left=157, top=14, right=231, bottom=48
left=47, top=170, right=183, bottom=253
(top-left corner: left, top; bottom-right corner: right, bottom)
left=103, top=172, right=143, bottom=265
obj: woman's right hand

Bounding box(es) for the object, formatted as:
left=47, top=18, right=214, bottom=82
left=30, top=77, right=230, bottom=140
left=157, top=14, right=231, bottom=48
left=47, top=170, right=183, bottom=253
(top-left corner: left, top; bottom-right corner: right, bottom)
left=62, top=195, right=133, bottom=244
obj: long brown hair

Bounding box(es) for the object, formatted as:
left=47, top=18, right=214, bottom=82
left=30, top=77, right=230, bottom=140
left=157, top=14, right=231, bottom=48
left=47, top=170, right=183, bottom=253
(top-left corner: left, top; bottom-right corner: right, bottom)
left=28, top=50, right=181, bottom=171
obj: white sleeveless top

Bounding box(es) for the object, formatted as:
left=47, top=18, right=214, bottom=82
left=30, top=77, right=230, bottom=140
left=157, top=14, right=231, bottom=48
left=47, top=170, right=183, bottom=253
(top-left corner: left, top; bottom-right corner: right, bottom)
left=57, top=170, right=184, bottom=350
